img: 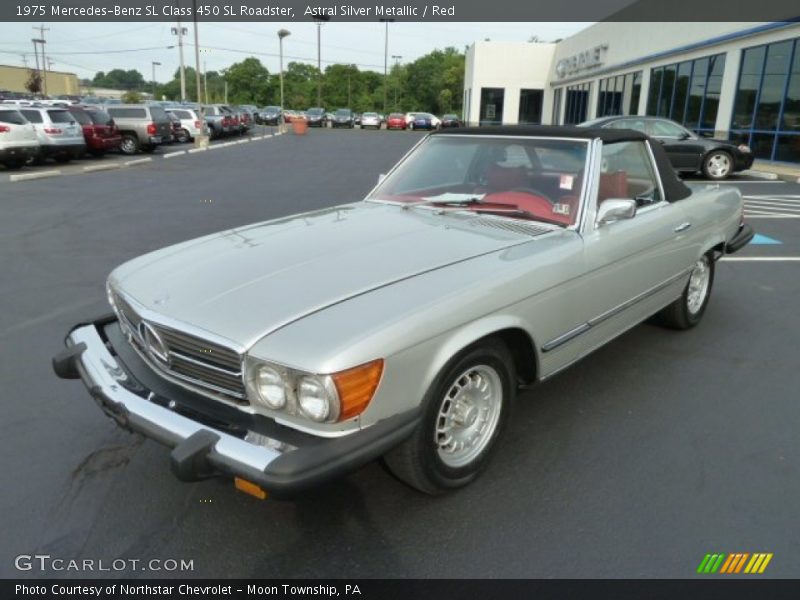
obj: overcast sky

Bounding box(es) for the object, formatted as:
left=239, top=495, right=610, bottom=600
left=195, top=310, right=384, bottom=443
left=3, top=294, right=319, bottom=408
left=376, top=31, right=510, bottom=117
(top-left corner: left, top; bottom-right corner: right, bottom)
left=0, top=22, right=591, bottom=81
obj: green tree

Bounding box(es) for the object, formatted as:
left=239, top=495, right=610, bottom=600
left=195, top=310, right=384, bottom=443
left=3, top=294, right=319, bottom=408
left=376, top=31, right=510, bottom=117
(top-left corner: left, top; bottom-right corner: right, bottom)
left=25, top=70, right=42, bottom=95
left=121, top=90, right=142, bottom=103
left=400, top=47, right=465, bottom=115
left=225, top=57, right=272, bottom=105
left=92, top=69, right=145, bottom=90
left=283, top=62, right=320, bottom=109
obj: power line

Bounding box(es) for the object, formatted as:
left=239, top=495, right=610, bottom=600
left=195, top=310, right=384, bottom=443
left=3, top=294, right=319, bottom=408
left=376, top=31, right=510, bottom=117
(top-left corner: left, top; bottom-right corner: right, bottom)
left=184, top=42, right=386, bottom=71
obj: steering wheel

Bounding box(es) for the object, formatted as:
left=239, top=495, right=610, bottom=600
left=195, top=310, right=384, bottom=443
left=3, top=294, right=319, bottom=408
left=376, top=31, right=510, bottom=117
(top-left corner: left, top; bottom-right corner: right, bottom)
left=509, top=187, right=554, bottom=203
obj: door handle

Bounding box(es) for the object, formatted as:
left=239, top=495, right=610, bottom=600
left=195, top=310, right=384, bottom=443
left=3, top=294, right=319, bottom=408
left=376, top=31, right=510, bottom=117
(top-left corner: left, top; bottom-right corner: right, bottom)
left=674, top=222, right=692, bottom=233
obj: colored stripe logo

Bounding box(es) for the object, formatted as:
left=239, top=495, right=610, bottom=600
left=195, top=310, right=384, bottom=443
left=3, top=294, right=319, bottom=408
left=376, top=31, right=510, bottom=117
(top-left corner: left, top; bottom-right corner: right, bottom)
left=697, top=553, right=773, bottom=574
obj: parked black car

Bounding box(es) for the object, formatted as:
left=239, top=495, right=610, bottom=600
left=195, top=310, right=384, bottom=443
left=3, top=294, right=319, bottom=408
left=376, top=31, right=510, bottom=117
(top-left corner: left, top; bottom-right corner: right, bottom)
left=579, top=116, right=754, bottom=180
left=331, top=108, right=355, bottom=128
left=306, top=107, right=326, bottom=127
left=441, top=114, right=462, bottom=128
left=257, top=106, right=282, bottom=125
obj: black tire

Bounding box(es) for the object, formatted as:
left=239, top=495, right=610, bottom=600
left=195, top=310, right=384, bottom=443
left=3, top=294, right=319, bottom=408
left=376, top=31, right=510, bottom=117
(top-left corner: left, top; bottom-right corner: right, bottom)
left=383, top=340, right=515, bottom=494
left=119, top=134, right=139, bottom=155
left=3, top=159, right=25, bottom=170
left=657, top=252, right=715, bottom=330
left=177, top=128, right=191, bottom=143
left=702, top=150, right=733, bottom=180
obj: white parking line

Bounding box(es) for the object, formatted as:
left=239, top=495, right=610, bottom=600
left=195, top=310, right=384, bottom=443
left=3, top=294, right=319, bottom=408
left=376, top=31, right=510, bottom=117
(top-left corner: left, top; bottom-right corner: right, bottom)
left=187, top=147, right=207, bottom=154
left=9, top=169, right=61, bottom=182
left=739, top=170, right=779, bottom=180
left=123, top=157, right=153, bottom=167
left=83, top=163, right=121, bottom=173
left=237, top=139, right=250, bottom=144
left=163, top=150, right=186, bottom=159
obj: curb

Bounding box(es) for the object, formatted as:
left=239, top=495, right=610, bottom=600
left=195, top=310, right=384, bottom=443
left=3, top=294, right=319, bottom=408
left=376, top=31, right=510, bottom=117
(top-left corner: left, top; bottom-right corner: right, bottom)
left=9, top=169, right=61, bottom=182
left=123, top=157, right=153, bottom=167
left=163, top=150, right=186, bottom=159
left=740, top=169, right=779, bottom=180
left=83, top=163, right=121, bottom=173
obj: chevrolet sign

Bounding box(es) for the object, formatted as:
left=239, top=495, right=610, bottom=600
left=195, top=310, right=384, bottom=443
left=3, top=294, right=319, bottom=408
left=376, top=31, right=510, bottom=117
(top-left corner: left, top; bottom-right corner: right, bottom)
left=555, top=44, right=609, bottom=78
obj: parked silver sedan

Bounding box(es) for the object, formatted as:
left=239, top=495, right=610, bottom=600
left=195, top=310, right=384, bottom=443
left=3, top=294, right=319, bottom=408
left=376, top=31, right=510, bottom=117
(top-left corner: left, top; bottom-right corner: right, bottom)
left=54, top=126, right=753, bottom=498
left=360, top=112, right=381, bottom=129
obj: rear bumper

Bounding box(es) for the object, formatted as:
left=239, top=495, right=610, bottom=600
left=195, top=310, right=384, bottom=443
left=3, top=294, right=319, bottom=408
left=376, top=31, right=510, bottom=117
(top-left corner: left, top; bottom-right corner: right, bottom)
left=726, top=223, right=755, bottom=254
left=0, top=144, right=38, bottom=160
left=53, top=317, right=420, bottom=497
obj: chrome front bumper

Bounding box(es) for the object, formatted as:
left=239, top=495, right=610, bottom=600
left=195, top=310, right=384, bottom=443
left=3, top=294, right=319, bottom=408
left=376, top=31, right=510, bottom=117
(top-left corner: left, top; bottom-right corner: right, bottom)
left=53, top=318, right=420, bottom=496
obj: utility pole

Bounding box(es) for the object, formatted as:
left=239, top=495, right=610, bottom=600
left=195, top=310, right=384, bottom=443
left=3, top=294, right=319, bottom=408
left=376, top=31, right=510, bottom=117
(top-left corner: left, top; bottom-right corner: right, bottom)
left=311, top=14, right=329, bottom=107
left=21, top=54, right=29, bottom=68
left=379, top=19, right=394, bottom=113
left=171, top=18, right=188, bottom=102
left=392, top=55, right=402, bottom=109
left=224, top=80, right=228, bottom=104
left=191, top=0, right=208, bottom=147
left=33, top=24, right=49, bottom=96
left=203, top=59, right=208, bottom=103
left=151, top=61, right=161, bottom=99
left=31, top=39, right=43, bottom=96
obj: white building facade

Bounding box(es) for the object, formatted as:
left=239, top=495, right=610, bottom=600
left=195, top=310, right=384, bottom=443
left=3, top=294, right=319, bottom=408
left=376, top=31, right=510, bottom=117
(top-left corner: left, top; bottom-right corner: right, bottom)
left=464, top=22, right=800, bottom=164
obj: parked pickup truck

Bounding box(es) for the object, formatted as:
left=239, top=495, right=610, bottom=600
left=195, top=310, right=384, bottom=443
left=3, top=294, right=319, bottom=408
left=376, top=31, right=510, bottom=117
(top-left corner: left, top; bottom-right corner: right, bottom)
left=201, top=105, right=233, bottom=139
left=106, top=104, right=172, bottom=155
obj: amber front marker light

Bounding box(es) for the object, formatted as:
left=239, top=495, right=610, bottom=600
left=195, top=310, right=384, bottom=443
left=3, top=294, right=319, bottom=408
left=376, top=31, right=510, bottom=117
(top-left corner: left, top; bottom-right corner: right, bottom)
left=234, top=477, right=268, bottom=500
left=332, top=359, right=384, bottom=420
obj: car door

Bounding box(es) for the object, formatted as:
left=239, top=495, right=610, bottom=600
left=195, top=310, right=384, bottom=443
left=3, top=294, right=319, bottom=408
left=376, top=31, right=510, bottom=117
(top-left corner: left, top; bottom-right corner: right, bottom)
left=571, top=140, right=693, bottom=355
left=646, top=119, right=705, bottom=171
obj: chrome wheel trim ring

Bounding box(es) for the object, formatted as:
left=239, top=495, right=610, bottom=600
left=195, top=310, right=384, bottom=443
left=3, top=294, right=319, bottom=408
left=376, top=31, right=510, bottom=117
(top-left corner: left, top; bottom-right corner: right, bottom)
left=434, top=364, right=503, bottom=469
left=687, top=256, right=711, bottom=315
left=707, top=153, right=731, bottom=178
left=120, top=138, right=136, bottom=154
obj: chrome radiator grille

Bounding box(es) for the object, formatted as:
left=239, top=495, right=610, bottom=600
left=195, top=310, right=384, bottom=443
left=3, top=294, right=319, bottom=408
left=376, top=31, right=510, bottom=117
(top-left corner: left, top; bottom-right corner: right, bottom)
left=111, top=291, right=246, bottom=401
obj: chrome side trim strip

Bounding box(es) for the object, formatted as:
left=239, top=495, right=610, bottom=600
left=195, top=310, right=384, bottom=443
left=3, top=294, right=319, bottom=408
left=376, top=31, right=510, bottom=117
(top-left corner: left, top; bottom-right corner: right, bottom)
left=541, top=267, right=691, bottom=353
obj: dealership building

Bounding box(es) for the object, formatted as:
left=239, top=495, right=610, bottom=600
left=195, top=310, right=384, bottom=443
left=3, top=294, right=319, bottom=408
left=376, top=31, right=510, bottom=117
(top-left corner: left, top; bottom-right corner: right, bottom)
left=464, top=21, right=800, bottom=164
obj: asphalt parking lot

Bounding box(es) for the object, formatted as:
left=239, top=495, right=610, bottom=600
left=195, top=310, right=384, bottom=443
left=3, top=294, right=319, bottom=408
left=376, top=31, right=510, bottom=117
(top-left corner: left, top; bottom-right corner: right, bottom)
left=0, top=128, right=798, bottom=579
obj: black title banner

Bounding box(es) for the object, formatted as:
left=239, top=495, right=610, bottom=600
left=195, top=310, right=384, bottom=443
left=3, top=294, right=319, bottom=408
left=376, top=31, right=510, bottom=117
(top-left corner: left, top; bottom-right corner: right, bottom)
left=3, top=0, right=800, bottom=22
left=5, top=579, right=800, bottom=600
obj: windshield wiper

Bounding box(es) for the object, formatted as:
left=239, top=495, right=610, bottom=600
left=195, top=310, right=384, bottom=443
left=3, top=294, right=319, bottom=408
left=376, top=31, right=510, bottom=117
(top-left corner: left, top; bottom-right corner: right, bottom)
left=401, top=193, right=486, bottom=210
left=469, top=206, right=566, bottom=227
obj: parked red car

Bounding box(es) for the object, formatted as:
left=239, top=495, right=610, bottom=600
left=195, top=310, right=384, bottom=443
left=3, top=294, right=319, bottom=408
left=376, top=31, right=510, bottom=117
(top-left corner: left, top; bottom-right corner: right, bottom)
left=386, top=112, right=406, bottom=130
left=68, top=105, right=121, bottom=156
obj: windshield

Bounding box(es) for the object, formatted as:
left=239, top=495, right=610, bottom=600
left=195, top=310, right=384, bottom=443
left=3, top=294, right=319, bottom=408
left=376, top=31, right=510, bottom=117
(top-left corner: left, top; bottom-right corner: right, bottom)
left=366, top=135, right=589, bottom=227
left=307, top=108, right=325, bottom=115
left=335, top=109, right=351, bottom=116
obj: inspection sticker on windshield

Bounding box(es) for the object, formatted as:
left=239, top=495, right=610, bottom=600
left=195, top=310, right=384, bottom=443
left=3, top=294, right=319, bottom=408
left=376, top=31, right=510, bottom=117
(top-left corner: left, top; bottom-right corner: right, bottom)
left=552, top=203, right=570, bottom=216
left=559, top=175, right=574, bottom=190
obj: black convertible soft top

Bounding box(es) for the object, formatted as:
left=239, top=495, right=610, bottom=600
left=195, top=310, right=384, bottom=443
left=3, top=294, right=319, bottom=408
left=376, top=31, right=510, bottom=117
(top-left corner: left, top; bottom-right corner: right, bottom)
left=432, top=125, right=692, bottom=202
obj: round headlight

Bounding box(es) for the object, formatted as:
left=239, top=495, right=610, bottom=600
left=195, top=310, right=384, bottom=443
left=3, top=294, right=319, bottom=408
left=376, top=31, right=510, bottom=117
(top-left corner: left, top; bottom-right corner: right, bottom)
left=254, top=365, right=286, bottom=410
left=298, top=376, right=339, bottom=422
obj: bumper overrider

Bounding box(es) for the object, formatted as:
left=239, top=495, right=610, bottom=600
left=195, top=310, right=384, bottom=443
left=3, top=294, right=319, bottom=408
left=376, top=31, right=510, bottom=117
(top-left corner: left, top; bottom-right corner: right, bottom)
left=52, top=316, right=420, bottom=498
left=725, top=223, right=755, bottom=254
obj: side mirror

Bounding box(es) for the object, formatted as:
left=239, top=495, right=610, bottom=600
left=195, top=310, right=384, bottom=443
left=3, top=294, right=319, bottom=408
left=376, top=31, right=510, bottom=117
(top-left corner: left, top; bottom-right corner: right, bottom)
left=377, top=173, right=387, bottom=184
left=596, top=198, right=637, bottom=226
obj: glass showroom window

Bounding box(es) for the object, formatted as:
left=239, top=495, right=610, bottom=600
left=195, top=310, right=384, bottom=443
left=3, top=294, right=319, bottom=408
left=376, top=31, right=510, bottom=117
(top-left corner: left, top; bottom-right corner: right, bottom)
left=597, top=71, right=642, bottom=117
left=479, top=88, right=504, bottom=126
left=564, top=82, right=591, bottom=124
left=552, top=88, right=563, bottom=125
left=731, top=38, right=800, bottom=162
left=518, top=89, right=543, bottom=124
left=647, top=53, right=726, bottom=136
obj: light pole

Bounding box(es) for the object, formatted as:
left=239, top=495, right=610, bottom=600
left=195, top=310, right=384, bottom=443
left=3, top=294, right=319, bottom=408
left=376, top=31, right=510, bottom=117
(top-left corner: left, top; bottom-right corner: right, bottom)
left=278, top=28, right=290, bottom=132
left=151, top=61, right=161, bottom=99
left=191, top=0, right=208, bottom=147
left=379, top=18, right=394, bottom=113
left=391, top=55, right=402, bottom=109
left=171, top=20, right=188, bottom=102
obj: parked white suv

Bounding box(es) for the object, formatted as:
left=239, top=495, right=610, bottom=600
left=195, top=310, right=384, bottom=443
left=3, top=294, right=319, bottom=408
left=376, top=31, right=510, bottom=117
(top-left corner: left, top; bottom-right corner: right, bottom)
left=0, top=107, right=39, bottom=169
left=19, top=106, right=85, bottom=163
left=166, top=107, right=208, bottom=143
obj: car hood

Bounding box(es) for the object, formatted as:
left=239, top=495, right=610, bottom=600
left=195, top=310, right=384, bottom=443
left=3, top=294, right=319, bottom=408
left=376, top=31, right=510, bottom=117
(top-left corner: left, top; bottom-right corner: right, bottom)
left=110, top=202, right=542, bottom=348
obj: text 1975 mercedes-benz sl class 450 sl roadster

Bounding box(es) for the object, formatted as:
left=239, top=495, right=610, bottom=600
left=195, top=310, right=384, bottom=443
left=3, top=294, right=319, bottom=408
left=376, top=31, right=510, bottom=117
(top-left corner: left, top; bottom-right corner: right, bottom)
left=53, top=126, right=754, bottom=497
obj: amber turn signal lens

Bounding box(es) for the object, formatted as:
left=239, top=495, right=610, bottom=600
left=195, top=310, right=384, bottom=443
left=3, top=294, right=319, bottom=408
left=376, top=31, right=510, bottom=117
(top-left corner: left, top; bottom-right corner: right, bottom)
left=234, top=477, right=268, bottom=500
left=332, top=359, right=384, bottom=420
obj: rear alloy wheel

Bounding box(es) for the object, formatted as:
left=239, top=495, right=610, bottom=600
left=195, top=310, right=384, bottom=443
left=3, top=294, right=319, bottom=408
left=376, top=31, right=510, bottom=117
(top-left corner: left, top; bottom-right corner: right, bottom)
left=120, top=134, right=139, bottom=155
left=703, top=150, right=733, bottom=180
left=383, top=340, right=514, bottom=494
left=657, top=253, right=715, bottom=329
left=177, top=128, right=190, bottom=143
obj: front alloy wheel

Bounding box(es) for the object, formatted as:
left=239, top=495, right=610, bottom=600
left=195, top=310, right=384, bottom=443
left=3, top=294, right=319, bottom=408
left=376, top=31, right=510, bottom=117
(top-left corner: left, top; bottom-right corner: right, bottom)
left=383, top=340, right=514, bottom=494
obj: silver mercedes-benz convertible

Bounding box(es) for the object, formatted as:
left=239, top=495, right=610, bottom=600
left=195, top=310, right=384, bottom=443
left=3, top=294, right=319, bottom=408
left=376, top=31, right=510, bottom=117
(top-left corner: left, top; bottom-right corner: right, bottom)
left=53, top=126, right=754, bottom=497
